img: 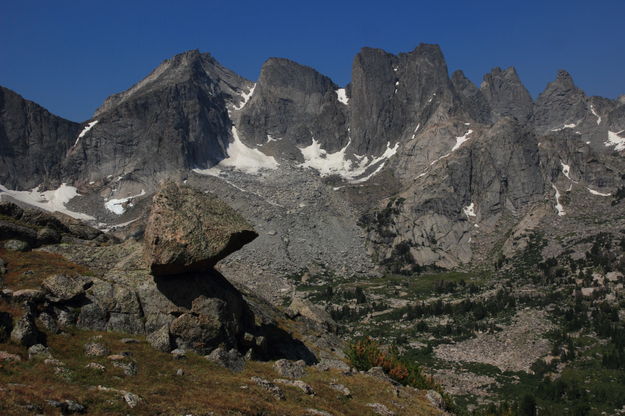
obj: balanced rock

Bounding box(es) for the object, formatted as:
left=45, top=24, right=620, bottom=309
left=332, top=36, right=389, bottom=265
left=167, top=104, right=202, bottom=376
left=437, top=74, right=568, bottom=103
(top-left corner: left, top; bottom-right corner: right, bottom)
left=144, top=182, right=257, bottom=276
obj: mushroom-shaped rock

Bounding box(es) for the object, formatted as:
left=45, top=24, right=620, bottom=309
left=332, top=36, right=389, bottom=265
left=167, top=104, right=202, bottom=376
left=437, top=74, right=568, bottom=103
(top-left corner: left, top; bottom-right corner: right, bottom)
left=144, top=182, right=258, bottom=276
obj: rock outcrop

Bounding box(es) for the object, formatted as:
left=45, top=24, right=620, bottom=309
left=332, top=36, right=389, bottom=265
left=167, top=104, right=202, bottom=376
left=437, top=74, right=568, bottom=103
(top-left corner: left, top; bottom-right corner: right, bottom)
left=144, top=181, right=258, bottom=276
left=0, top=186, right=325, bottom=361
left=0, top=201, right=105, bottom=246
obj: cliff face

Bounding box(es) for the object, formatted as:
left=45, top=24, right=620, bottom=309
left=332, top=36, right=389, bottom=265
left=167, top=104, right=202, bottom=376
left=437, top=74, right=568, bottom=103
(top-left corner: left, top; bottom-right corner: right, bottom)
left=0, top=87, right=81, bottom=189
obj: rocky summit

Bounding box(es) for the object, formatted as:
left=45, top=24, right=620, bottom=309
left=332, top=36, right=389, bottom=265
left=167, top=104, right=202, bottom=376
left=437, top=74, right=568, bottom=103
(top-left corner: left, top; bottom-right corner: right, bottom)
left=1, top=43, right=625, bottom=415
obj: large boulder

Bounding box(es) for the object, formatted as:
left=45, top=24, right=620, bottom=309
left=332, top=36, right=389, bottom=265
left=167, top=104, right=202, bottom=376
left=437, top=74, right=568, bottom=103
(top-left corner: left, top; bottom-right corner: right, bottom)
left=205, top=347, right=245, bottom=372
left=4, top=239, right=30, bottom=252
left=41, top=274, right=91, bottom=302
left=10, top=313, right=44, bottom=347
left=0, top=221, right=37, bottom=246
left=273, top=358, right=307, bottom=378
left=146, top=325, right=172, bottom=352
left=144, top=182, right=257, bottom=276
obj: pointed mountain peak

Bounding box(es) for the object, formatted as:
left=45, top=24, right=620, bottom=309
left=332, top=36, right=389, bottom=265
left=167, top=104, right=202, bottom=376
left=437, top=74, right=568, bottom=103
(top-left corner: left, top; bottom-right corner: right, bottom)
left=504, top=66, right=520, bottom=77
left=402, top=43, right=448, bottom=73
left=451, top=70, right=472, bottom=85
left=481, top=66, right=532, bottom=122
left=409, top=43, right=444, bottom=59
left=452, top=69, right=480, bottom=96
left=451, top=69, right=467, bottom=79
left=556, top=69, right=573, bottom=82
left=451, top=70, right=491, bottom=124
left=543, top=69, right=577, bottom=91
left=95, top=50, right=248, bottom=117
left=533, top=70, right=587, bottom=133
left=258, top=57, right=337, bottom=92
left=539, top=69, right=582, bottom=96
left=488, top=66, right=521, bottom=80
left=167, top=49, right=213, bottom=68
left=261, top=57, right=325, bottom=77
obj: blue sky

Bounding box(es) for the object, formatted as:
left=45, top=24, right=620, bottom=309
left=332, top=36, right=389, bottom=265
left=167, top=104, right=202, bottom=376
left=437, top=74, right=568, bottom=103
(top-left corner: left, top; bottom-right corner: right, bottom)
left=1, top=0, right=624, bottom=122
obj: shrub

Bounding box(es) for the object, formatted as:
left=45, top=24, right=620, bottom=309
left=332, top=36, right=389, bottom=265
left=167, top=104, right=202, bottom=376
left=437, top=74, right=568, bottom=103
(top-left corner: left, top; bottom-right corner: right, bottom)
left=346, top=337, right=432, bottom=389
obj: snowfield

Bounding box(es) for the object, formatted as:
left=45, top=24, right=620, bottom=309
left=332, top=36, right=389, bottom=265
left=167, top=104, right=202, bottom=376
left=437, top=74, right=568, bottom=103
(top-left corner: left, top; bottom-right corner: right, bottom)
left=0, top=183, right=94, bottom=221
left=194, top=127, right=279, bottom=175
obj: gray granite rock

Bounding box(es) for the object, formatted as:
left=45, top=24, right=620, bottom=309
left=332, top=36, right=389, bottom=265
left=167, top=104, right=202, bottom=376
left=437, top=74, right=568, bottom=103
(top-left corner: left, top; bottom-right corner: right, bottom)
left=10, top=313, right=43, bottom=347
left=144, top=182, right=257, bottom=276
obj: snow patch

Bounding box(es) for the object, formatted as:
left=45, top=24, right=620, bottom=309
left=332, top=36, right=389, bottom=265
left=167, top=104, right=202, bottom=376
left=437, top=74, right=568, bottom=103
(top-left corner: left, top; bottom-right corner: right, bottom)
left=560, top=161, right=571, bottom=179
left=463, top=202, right=477, bottom=218
left=560, top=161, right=577, bottom=183
left=233, top=84, right=256, bottom=110
left=605, top=130, right=625, bottom=152
left=299, top=139, right=398, bottom=182
left=104, top=190, right=146, bottom=215
left=195, top=127, right=278, bottom=175
left=587, top=188, right=611, bottom=197
left=451, top=130, right=473, bottom=151
left=100, top=217, right=140, bottom=232
left=552, top=184, right=565, bottom=216
left=422, top=130, right=477, bottom=174
left=411, top=123, right=421, bottom=140
left=0, top=183, right=94, bottom=221
left=74, top=120, right=98, bottom=146
left=265, top=134, right=281, bottom=143
left=551, top=123, right=576, bottom=132
left=335, top=88, right=349, bottom=105
left=590, top=104, right=601, bottom=125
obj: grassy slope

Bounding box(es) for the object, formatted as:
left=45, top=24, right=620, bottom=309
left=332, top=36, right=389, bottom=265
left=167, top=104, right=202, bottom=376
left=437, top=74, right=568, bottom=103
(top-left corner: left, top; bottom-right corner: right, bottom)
left=0, top=242, right=443, bottom=416
left=0, top=328, right=443, bottom=416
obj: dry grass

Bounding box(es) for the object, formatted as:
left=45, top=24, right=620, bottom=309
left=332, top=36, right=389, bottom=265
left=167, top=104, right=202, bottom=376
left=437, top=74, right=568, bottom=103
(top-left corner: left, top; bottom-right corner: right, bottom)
left=0, top=328, right=443, bottom=416
left=0, top=245, right=92, bottom=290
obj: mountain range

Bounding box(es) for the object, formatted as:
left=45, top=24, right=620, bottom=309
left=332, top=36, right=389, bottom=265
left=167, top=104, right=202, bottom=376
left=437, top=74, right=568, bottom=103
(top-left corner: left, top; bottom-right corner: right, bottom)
left=1, top=44, right=624, bottom=298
